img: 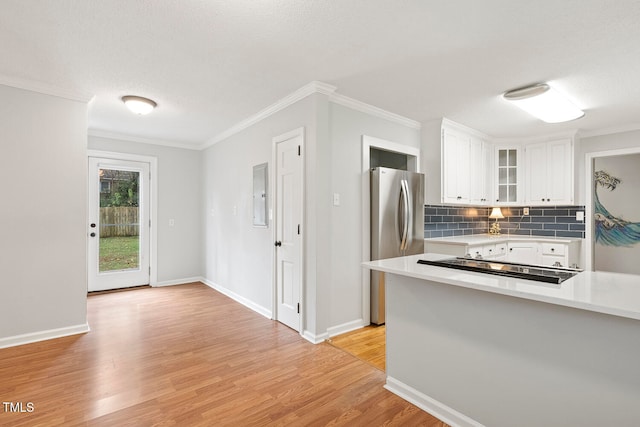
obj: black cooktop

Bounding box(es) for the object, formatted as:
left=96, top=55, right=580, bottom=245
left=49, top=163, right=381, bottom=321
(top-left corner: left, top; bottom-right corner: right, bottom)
left=417, top=257, right=580, bottom=284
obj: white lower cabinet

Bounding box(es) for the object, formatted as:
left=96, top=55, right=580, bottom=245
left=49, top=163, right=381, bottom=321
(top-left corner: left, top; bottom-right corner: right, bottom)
left=507, top=242, right=539, bottom=264
left=425, top=239, right=580, bottom=268
left=539, top=241, right=580, bottom=268
left=462, top=243, right=507, bottom=260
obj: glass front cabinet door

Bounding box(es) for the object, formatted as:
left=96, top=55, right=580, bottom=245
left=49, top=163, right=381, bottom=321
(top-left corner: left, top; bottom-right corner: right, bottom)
left=495, top=147, right=521, bottom=204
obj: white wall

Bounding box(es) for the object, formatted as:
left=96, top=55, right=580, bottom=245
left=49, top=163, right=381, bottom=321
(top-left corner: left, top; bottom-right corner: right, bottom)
left=87, top=137, right=202, bottom=284
left=327, top=102, right=420, bottom=332
left=0, top=85, right=88, bottom=345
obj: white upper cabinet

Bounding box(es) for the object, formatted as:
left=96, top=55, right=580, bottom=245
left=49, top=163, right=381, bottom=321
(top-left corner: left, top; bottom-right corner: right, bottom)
left=442, top=126, right=470, bottom=203
left=425, top=118, right=576, bottom=207
left=469, top=137, right=492, bottom=204
left=524, top=138, right=573, bottom=205
left=441, top=121, right=492, bottom=205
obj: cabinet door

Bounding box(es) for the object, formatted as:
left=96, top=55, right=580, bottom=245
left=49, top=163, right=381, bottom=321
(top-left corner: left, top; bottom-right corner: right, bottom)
left=442, top=128, right=470, bottom=203
left=507, top=243, right=539, bottom=264
left=495, top=147, right=520, bottom=203
left=469, top=138, right=491, bottom=204
left=525, top=142, right=548, bottom=204
left=546, top=139, right=573, bottom=204
left=525, top=139, right=573, bottom=205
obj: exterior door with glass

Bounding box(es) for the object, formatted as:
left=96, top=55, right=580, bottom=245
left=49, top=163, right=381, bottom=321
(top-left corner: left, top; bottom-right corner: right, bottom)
left=88, top=157, right=150, bottom=291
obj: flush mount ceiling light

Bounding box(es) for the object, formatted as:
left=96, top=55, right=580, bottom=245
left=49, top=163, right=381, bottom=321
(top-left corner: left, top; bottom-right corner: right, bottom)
left=122, top=95, right=157, bottom=115
left=503, top=83, right=584, bottom=123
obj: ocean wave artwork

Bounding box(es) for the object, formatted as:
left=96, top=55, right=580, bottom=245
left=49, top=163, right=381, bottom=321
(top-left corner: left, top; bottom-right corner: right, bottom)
left=594, top=170, right=640, bottom=247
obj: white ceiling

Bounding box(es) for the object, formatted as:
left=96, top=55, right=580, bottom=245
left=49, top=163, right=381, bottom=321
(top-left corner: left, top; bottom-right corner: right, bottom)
left=2, top=0, right=640, bottom=148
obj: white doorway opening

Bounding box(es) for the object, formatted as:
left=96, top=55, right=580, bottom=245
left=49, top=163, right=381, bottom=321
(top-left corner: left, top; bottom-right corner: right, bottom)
left=361, top=135, right=420, bottom=324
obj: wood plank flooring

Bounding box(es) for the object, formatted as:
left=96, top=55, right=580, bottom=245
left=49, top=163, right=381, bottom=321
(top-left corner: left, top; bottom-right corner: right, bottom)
left=327, top=326, right=386, bottom=371
left=0, top=283, right=447, bottom=426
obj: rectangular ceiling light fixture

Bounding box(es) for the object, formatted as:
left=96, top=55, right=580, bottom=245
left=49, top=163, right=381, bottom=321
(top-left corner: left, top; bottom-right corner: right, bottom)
left=503, top=83, right=584, bottom=123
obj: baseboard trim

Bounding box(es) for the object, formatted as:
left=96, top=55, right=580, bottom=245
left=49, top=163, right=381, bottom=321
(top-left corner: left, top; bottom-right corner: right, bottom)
left=152, top=277, right=203, bottom=287
left=327, top=318, right=369, bottom=337
left=302, top=330, right=329, bottom=344
left=0, top=323, right=91, bottom=349
left=201, top=278, right=272, bottom=319
left=384, top=376, right=484, bottom=427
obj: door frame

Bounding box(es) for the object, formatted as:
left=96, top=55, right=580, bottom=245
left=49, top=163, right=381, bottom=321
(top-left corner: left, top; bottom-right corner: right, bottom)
left=361, top=135, right=420, bottom=323
left=271, top=127, right=305, bottom=334
left=87, top=150, right=158, bottom=287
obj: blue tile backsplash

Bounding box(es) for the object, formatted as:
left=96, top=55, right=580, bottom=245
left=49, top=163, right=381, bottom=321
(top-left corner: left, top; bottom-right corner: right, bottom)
left=424, top=204, right=586, bottom=239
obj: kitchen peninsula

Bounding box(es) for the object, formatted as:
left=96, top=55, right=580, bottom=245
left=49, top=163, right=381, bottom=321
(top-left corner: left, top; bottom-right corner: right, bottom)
left=363, top=253, right=640, bottom=427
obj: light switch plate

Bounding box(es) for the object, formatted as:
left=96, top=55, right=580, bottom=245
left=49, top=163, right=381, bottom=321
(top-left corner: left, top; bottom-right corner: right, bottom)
left=523, top=207, right=529, bottom=215
left=333, top=193, right=340, bottom=206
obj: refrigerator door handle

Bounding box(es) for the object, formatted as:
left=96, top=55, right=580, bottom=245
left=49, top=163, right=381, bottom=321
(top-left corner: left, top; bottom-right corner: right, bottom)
left=399, top=179, right=410, bottom=251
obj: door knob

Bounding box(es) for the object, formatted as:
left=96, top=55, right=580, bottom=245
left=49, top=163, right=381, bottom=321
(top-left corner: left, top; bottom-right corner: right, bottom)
left=90, top=223, right=96, bottom=228
left=90, top=232, right=96, bottom=237
left=275, top=241, right=282, bottom=247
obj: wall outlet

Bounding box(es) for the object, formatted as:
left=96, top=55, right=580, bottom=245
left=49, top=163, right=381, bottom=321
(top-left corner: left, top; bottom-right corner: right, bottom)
left=576, top=211, right=585, bottom=221
left=523, top=207, right=529, bottom=215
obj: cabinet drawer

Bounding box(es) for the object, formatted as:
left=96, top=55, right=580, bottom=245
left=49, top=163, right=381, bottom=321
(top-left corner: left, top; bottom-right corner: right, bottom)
left=482, top=244, right=496, bottom=258
left=468, top=246, right=483, bottom=258
left=541, top=243, right=566, bottom=256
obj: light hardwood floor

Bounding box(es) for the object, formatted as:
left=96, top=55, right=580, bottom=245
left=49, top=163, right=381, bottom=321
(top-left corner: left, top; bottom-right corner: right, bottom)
left=327, top=326, right=386, bottom=371
left=0, top=283, right=447, bottom=426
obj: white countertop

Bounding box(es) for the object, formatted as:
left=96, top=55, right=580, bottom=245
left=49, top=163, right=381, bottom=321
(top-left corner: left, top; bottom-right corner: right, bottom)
left=364, top=253, right=640, bottom=321
left=424, top=234, right=582, bottom=246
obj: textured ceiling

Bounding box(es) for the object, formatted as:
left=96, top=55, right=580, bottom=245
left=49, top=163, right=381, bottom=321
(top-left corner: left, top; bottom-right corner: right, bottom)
left=1, top=0, right=639, bottom=148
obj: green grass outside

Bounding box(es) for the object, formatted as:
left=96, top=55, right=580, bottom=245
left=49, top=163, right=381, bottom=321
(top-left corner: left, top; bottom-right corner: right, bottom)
left=99, top=236, right=139, bottom=272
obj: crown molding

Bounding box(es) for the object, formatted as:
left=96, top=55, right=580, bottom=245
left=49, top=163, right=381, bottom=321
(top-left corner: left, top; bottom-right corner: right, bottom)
left=88, top=129, right=202, bottom=150
left=329, top=93, right=422, bottom=130
left=201, top=80, right=422, bottom=149
left=201, top=81, right=338, bottom=149
left=577, top=123, right=640, bottom=139
left=441, top=117, right=490, bottom=139
left=0, top=73, right=93, bottom=103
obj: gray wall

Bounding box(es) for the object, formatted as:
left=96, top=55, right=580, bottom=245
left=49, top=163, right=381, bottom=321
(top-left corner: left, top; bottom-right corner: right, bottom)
left=387, top=273, right=640, bottom=427
left=577, top=129, right=640, bottom=204
left=0, top=85, right=88, bottom=342
left=201, top=94, right=318, bottom=328
left=201, top=94, right=420, bottom=340
left=328, top=102, right=420, bottom=331
left=88, top=137, right=202, bottom=284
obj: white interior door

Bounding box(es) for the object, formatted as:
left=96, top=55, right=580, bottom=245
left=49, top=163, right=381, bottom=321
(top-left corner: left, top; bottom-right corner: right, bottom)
left=88, top=157, right=150, bottom=292
left=275, top=130, right=303, bottom=331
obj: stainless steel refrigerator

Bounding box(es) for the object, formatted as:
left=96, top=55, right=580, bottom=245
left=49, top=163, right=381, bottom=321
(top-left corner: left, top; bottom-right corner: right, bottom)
left=370, top=167, right=425, bottom=325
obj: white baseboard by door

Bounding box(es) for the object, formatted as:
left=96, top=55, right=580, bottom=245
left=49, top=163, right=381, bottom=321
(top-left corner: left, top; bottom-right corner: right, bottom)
left=0, top=323, right=90, bottom=349
left=200, top=278, right=272, bottom=319
left=326, top=318, right=369, bottom=338
left=302, top=330, right=329, bottom=344
left=152, top=276, right=203, bottom=287
left=384, top=376, right=484, bottom=427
